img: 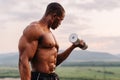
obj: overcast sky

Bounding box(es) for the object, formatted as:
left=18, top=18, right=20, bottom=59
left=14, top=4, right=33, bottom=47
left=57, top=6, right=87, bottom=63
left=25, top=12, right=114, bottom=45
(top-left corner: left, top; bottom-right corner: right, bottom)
left=0, top=0, right=120, bottom=54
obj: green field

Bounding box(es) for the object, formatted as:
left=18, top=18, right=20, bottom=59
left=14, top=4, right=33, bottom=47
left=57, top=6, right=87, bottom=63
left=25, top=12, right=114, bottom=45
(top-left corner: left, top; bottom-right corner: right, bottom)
left=0, top=66, right=120, bottom=80
left=0, top=66, right=19, bottom=78
left=56, top=66, right=120, bottom=80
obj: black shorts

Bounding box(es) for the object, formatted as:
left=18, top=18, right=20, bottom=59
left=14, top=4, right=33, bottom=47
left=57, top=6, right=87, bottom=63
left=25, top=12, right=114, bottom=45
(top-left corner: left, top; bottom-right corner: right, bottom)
left=31, top=71, right=59, bottom=80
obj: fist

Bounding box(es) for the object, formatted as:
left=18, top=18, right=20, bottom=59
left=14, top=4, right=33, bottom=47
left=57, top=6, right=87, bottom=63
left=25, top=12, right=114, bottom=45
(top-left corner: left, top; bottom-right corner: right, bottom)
left=73, top=40, right=88, bottom=50
left=69, top=33, right=88, bottom=50
left=79, top=40, right=88, bottom=50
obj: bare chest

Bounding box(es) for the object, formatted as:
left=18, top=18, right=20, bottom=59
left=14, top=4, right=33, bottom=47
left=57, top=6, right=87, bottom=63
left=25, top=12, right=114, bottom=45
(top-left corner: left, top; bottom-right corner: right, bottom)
left=38, top=33, right=58, bottom=48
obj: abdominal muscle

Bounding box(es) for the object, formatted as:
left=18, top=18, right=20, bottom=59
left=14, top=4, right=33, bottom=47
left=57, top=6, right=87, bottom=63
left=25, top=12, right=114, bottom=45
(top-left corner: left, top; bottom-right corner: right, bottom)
left=31, top=47, right=57, bottom=73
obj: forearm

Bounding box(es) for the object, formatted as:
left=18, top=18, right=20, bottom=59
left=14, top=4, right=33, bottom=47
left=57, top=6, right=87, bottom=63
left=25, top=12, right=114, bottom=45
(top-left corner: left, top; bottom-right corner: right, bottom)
left=19, top=59, right=31, bottom=80
left=56, top=44, right=76, bottom=66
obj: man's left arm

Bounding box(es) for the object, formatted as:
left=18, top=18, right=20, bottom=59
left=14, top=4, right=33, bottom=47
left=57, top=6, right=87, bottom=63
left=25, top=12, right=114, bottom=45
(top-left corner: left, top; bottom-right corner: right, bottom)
left=56, top=40, right=87, bottom=66
left=56, top=44, right=75, bottom=66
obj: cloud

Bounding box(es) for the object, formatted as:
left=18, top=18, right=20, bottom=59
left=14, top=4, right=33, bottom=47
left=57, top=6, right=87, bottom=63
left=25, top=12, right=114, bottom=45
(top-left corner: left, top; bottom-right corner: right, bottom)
left=85, top=35, right=120, bottom=54
left=78, top=0, right=120, bottom=11
left=0, top=0, right=120, bottom=54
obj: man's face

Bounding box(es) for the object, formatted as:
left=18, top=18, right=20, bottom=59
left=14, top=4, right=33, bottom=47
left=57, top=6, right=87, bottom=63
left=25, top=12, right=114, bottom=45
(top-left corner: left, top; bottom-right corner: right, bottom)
left=51, top=14, right=65, bottom=30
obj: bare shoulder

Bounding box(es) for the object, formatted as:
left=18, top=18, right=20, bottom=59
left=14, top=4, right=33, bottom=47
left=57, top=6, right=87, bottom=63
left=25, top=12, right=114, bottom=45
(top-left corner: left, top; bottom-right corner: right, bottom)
left=23, top=21, right=43, bottom=41
left=18, top=22, right=41, bottom=60
left=18, top=21, right=42, bottom=57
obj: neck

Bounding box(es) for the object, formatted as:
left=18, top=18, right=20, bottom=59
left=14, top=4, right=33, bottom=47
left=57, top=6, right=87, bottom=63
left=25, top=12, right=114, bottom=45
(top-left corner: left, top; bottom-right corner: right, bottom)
left=39, top=16, right=51, bottom=29
left=38, top=18, right=51, bottom=32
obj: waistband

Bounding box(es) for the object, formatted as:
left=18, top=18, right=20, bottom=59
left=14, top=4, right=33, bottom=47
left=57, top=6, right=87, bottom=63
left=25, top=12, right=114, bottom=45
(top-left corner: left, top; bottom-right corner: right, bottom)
left=31, top=71, right=57, bottom=77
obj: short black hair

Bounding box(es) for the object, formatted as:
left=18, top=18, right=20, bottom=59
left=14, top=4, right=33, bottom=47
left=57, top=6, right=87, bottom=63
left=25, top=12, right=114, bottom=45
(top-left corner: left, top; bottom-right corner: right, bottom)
left=45, top=2, right=65, bottom=17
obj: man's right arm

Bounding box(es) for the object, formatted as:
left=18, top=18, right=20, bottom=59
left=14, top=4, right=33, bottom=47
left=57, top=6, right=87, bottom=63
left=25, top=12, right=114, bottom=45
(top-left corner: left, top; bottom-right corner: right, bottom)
left=18, top=35, right=38, bottom=80
left=18, top=25, right=39, bottom=80
left=18, top=42, right=31, bottom=80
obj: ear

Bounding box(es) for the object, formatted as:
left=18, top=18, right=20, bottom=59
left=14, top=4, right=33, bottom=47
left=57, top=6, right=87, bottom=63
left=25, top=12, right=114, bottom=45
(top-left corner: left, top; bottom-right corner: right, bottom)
left=52, top=13, right=57, bottom=19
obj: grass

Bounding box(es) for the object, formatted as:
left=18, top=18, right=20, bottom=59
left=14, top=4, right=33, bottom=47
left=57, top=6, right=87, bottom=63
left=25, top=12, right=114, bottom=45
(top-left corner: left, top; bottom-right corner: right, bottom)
left=0, top=66, right=120, bottom=80
left=0, top=66, right=19, bottom=78
left=56, top=66, right=120, bottom=80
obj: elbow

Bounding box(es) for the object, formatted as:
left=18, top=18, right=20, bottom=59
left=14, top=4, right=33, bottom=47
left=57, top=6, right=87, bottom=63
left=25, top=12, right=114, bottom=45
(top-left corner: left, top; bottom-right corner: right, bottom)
left=56, top=62, right=61, bottom=66
left=56, top=58, right=63, bottom=66
left=18, top=57, right=24, bottom=70
left=18, top=55, right=29, bottom=69
left=18, top=57, right=22, bottom=67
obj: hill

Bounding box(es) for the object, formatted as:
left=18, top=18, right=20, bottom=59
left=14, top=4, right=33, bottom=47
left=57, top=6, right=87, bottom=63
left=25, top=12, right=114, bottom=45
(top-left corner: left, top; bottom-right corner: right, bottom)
left=116, top=54, right=120, bottom=58
left=0, top=51, right=120, bottom=66
left=0, top=52, right=18, bottom=66
left=64, top=50, right=120, bottom=62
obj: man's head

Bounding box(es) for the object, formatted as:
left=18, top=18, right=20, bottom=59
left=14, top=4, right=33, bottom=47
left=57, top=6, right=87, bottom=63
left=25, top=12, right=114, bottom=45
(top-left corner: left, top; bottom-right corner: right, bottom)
left=45, top=2, right=65, bottom=29
left=45, top=2, right=65, bottom=17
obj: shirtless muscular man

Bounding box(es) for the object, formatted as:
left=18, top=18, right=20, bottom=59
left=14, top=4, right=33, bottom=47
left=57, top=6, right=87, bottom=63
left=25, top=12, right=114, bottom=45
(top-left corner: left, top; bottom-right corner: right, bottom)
left=18, top=2, right=87, bottom=80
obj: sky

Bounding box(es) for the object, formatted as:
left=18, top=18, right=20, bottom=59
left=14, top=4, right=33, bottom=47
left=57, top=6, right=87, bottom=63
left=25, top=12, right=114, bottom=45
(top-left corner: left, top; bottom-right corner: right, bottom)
left=0, top=0, right=120, bottom=54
